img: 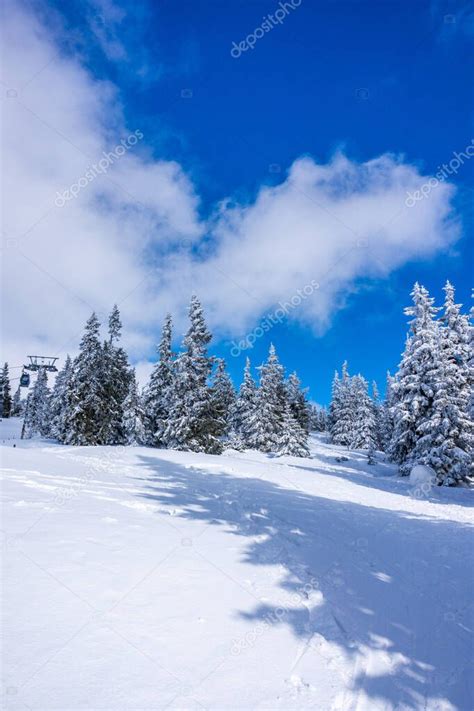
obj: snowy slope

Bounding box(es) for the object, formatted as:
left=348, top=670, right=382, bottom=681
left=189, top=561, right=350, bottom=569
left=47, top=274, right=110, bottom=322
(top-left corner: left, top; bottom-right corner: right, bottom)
left=1, top=419, right=473, bottom=711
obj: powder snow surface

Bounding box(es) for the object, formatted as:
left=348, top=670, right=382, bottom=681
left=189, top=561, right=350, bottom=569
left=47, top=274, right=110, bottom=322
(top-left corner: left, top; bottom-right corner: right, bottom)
left=1, top=418, right=473, bottom=710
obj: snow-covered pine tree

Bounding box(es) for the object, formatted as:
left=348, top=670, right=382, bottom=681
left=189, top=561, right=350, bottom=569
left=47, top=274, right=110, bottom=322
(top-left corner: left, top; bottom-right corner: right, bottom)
left=232, top=357, right=258, bottom=448
left=11, top=385, right=24, bottom=417
left=210, top=358, right=236, bottom=440
left=388, top=283, right=440, bottom=473
left=252, top=344, right=287, bottom=453
left=49, top=355, right=74, bottom=443
left=469, top=290, right=474, bottom=419
left=310, top=405, right=328, bottom=432
left=330, top=362, right=355, bottom=446
left=379, top=372, right=395, bottom=451
left=21, top=368, right=50, bottom=438
left=122, top=370, right=146, bottom=445
left=143, top=314, right=174, bottom=447
left=409, top=281, right=473, bottom=485
left=286, top=371, right=311, bottom=433
left=351, top=375, right=377, bottom=450
left=371, top=381, right=384, bottom=450
left=100, top=306, right=132, bottom=445
left=277, top=401, right=310, bottom=457
left=67, top=313, right=108, bottom=446
left=1, top=363, right=12, bottom=418
left=165, top=296, right=222, bottom=454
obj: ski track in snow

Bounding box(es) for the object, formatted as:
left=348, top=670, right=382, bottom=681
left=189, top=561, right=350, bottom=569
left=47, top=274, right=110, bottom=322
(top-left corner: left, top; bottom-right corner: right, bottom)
left=1, top=418, right=473, bottom=710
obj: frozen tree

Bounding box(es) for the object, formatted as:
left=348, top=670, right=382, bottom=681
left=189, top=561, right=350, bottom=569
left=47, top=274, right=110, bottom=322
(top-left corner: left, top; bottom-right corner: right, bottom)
left=1, top=363, right=12, bottom=418
left=165, top=296, right=222, bottom=454
left=379, top=372, right=395, bottom=451
left=10, top=385, right=24, bottom=417
left=210, top=358, right=236, bottom=440
left=409, top=282, right=473, bottom=484
left=351, top=375, right=377, bottom=450
left=67, top=313, right=107, bottom=446
left=100, top=306, right=132, bottom=445
left=232, top=357, right=258, bottom=448
left=277, top=401, right=310, bottom=457
left=122, top=370, right=146, bottom=445
left=310, top=406, right=328, bottom=432
left=371, top=381, right=384, bottom=449
left=50, top=355, right=74, bottom=443
left=252, top=344, right=287, bottom=453
left=21, top=368, right=50, bottom=439
left=330, top=362, right=354, bottom=446
left=143, top=314, right=174, bottom=446
left=388, top=283, right=441, bottom=474
left=286, top=371, right=311, bottom=433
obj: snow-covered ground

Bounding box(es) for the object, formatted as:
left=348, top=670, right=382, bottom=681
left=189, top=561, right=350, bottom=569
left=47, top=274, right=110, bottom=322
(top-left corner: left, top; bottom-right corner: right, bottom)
left=1, top=418, right=473, bottom=711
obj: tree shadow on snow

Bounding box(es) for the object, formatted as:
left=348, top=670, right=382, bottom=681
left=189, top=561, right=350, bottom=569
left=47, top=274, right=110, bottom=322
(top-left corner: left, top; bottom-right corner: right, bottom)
left=135, top=454, right=473, bottom=710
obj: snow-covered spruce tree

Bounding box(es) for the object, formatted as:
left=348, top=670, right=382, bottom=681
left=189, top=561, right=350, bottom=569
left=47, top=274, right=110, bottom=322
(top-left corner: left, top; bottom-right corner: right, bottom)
left=67, top=313, right=108, bottom=446
left=310, top=405, right=328, bottom=432
left=11, top=385, right=24, bottom=417
left=165, top=296, right=222, bottom=454
left=49, top=355, right=74, bottom=443
left=371, top=381, right=384, bottom=450
left=469, top=290, right=474, bottom=419
left=379, top=372, right=395, bottom=451
left=100, top=306, right=132, bottom=445
left=330, top=362, right=355, bottom=446
left=388, top=283, right=440, bottom=474
left=210, top=358, right=236, bottom=440
left=122, top=370, right=146, bottom=445
left=143, top=314, right=174, bottom=447
left=21, top=368, right=51, bottom=439
left=351, top=375, right=377, bottom=450
left=286, top=371, right=311, bottom=434
left=277, top=401, right=310, bottom=457
left=232, top=357, right=258, bottom=448
left=252, top=344, right=287, bottom=453
left=1, top=363, right=12, bottom=418
left=409, top=281, right=473, bottom=485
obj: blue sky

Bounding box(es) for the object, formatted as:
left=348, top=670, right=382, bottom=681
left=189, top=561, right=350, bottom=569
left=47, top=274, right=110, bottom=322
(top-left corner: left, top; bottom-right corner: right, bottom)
left=3, top=0, right=473, bottom=403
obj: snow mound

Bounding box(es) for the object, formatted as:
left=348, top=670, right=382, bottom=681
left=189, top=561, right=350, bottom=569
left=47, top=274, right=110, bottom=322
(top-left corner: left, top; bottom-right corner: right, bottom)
left=409, top=464, right=436, bottom=487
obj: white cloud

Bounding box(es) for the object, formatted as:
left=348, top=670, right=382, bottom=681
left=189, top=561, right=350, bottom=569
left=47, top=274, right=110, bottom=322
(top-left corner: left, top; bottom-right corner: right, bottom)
left=1, top=0, right=461, bottom=374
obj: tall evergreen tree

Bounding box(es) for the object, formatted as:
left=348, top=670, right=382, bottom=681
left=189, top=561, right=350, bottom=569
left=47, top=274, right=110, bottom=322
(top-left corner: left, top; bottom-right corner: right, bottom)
left=122, top=370, right=146, bottom=445
left=50, top=355, right=74, bottom=443
left=165, top=296, right=222, bottom=454
left=21, top=368, right=50, bottom=438
left=380, top=372, right=395, bottom=451
left=410, top=282, right=473, bottom=484
left=330, top=362, right=354, bottom=446
left=388, top=283, right=440, bottom=473
left=144, top=314, right=174, bottom=446
left=67, top=313, right=107, bottom=445
left=277, top=400, right=310, bottom=457
left=232, top=357, right=258, bottom=448
left=351, top=375, right=377, bottom=450
left=210, top=358, right=236, bottom=439
left=100, top=306, right=131, bottom=444
left=286, top=371, right=311, bottom=433
left=252, top=344, right=287, bottom=453
left=310, top=405, right=328, bottom=432
left=11, top=385, right=23, bottom=417
left=1, top=363, right=12, bottom=418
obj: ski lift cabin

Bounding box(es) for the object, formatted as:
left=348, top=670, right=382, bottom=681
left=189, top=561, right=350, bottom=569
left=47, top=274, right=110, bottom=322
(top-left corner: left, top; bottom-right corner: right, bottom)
left=20, top=371, right=30, bottom=387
